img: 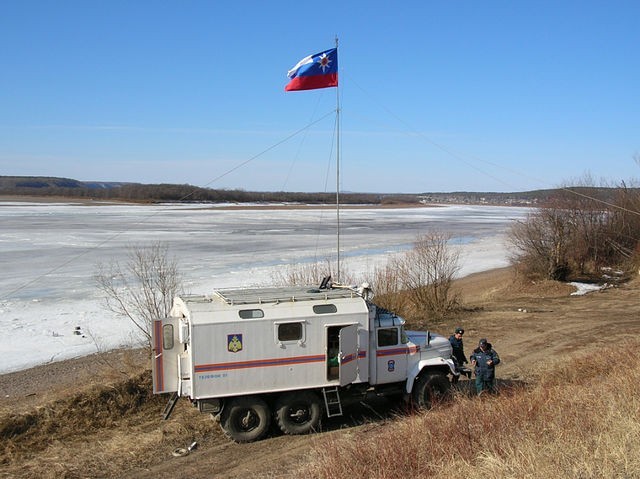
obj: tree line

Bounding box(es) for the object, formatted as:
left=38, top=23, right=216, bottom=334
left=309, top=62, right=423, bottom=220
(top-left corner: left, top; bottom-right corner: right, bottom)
left=1, top=175, right=632, bottom=207
left=509, top=182, right=640, bottom=281
left=0, top=176, right=415, bottom=205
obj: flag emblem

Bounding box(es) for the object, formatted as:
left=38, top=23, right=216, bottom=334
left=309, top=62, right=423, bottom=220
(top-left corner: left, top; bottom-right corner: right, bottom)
left=317, top=52, right=332, bottom=72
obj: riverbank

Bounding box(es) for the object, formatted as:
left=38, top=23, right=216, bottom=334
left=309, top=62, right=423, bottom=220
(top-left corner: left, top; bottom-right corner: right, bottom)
left=2, top=266, right=639, bottom=478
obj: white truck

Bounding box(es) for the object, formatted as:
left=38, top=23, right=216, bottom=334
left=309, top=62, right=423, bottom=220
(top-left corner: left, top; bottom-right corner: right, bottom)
left=152, top=279, right=458, bottom=442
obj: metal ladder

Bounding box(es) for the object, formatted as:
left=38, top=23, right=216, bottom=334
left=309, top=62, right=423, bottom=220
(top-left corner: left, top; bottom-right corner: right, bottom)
left=322, top=387, right=343, bottom=418
left=162, top=392, right=180, bottom=420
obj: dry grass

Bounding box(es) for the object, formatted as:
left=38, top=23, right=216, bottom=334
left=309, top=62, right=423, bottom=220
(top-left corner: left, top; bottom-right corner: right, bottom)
left=0, top=370, right=217, bottom=478
left=1, top=268, right=638, bottom=478
left=301, top=340, right=640, bottom=479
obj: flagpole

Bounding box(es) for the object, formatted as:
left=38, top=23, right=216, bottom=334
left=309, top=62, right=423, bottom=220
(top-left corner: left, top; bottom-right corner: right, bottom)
left=335, top=36, right=341, bottom=283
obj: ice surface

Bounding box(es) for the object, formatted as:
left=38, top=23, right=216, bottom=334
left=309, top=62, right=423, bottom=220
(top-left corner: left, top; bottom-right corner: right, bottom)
left=0, top=202, right=529, bottom=373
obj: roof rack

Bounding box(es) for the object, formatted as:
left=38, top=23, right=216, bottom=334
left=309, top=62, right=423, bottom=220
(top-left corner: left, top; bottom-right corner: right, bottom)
left=212, top=286, right=359, bottom=306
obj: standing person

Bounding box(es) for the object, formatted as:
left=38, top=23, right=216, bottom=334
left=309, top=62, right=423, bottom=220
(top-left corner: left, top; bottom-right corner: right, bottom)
left=449, top=327, right=467, bottom=369
left=470, top=338, right=500, bottom=395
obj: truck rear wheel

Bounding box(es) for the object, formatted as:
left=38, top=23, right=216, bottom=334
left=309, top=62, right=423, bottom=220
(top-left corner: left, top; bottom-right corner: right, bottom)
left=220, top=396, right=271, bottom=443
left=275, top=391, right=322, bottom=435
left=412, top=373, right=450, bottom=409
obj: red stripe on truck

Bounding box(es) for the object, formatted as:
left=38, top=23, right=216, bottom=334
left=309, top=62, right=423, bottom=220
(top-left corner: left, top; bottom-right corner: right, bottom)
left=195, top=354, right=326, bottom=373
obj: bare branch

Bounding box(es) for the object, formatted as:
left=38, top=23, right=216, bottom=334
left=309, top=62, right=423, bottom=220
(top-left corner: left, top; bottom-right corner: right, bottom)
left=94, top=242, right=182, bottom=350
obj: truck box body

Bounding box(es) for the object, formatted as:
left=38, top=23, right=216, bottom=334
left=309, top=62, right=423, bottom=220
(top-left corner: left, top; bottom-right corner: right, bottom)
left=152, top=283, right=457, bottom=441
left=154, top=286, right=376, bottom=398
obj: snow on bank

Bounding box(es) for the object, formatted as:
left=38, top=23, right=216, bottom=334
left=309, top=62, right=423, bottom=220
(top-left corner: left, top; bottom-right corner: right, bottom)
left=570, top=283, right=605, bottom=295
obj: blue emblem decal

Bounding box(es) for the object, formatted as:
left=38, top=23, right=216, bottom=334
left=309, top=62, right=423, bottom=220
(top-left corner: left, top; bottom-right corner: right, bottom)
left=227, top=334, right=243, bottom=353
left=387, top=360, right=395, bottom=372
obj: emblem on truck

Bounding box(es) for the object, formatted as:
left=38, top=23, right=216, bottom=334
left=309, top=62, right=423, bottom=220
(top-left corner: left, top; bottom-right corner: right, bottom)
left=227, top=334, right=243, bottom=353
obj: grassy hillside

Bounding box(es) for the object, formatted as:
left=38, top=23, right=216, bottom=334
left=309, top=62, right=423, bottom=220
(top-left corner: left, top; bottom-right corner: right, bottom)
left=303, top=342, right=640, bottom=478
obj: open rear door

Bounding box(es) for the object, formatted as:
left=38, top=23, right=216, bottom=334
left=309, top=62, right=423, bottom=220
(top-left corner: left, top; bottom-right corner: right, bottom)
left=339, top=324, right=359, bottom=386
left=152, top=317, right=179, bottom=394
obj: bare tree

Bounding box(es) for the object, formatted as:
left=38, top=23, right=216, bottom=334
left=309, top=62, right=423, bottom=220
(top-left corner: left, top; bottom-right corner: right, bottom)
left=368, top=259, right=407, bottom=317
left=508, top=205, right=572, bottom=280
left=95, top=242, right=182, bottom=349
left=609, top=182, right=640, bottom=270
left=394, top=232, right=461, bottom=320
left=269, top=233, right=460, bottom=322
left=509, top=175, right=640, bottom=280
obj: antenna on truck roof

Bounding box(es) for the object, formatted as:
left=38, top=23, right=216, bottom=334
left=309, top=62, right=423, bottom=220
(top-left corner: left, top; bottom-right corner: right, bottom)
left=319, top=275, right=332, bottom=290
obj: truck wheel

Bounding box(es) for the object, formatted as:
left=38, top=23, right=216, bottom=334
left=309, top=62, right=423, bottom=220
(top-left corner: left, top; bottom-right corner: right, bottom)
left=274, top=391, right=322, bottom=435
left=412, top=373, right=451, bottom=409
left=220, top=396, right=271, bottom=443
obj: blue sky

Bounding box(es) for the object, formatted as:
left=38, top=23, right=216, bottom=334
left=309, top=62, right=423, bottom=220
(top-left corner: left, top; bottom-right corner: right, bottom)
left=1, top=1, right=638, bottom=193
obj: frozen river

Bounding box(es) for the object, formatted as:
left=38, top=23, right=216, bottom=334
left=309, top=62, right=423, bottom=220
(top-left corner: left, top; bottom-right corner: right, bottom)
left=0, top=201, right=529, bottom=373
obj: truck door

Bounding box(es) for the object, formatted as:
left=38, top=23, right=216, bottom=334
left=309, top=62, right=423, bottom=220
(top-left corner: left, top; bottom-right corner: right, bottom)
left=339, top=324, right=359, bottom=386
left=152, top=317, right=180, bottom=394
left=375, top=326, right=409, bottom=385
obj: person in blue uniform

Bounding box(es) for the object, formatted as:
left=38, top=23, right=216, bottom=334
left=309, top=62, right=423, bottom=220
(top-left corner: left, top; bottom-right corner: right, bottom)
left=449, top=327, right=467, bottom=369
left=470, top=338, right=500, bottom=394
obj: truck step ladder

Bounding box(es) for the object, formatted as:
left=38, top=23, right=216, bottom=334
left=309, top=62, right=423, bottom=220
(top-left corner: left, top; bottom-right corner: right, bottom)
left=162, top=392, right=180, bottom=420
left=322, top=387, right=343, bottom=417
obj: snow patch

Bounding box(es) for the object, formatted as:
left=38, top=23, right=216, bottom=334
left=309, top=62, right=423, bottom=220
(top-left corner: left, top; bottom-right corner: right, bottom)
left=569, top=282, right=608, bottom=296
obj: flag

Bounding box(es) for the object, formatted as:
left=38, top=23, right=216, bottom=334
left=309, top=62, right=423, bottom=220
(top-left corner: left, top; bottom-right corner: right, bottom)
left=285, top=48, right=338, bottom=92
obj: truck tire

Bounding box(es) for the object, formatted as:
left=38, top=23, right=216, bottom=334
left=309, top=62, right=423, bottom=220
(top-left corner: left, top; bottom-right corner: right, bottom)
left=220, top=396, right=271, bottom=443
left=412, top=373, right=451, bottom=409
left=274, top=391, right=322, bottom=435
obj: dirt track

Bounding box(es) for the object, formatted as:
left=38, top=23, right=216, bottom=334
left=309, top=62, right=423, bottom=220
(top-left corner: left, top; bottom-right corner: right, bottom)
left=2, top=267, right=639, bottom=478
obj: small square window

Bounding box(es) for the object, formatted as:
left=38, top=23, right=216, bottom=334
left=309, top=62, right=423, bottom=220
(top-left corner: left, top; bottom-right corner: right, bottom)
left=278, top=323, right=302, bottom=341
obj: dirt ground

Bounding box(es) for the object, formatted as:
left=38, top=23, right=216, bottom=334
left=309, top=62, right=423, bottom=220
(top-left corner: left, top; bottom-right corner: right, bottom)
left=1, top=267, right=639, bottom=478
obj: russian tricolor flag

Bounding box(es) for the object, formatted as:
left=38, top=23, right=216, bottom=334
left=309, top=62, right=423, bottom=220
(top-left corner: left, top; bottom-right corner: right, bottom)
left=285, top=48, right=338, bottom=92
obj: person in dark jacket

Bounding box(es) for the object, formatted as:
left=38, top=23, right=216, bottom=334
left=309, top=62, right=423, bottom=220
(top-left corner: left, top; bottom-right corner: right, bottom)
left=470, top=338, right=500, bottom=394
left=449, top=327, right=467, bottom=368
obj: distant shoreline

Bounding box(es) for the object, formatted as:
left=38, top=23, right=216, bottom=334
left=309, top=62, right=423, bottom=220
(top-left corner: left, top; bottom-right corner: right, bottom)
left=0, top=195, right=439, bottom=209
left=0, top=195, right=532, bottom=210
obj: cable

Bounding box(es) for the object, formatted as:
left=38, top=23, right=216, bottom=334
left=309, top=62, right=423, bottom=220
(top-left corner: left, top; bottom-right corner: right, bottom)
left=281, top=93, right=327, bottom=190
left=1, top=111, right=337, bottom=301
left=346, top=75, right=640, bottom=218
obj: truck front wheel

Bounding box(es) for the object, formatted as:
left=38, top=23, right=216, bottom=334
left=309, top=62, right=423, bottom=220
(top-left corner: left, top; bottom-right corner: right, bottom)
left=275, top=391, right=322, bottom=435
left=220, top=396, right=271, bottom=443
left=412, top=373, right=450, bottom=409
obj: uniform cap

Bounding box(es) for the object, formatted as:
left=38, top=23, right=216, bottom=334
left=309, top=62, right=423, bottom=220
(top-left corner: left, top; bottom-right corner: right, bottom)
left=455, top=327, right=464, bottom=334
left=479, top=338, right=488, bottom=346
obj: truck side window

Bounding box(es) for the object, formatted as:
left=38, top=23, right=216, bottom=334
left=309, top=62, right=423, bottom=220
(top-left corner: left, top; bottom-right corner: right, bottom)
left=162, top=324, right=174, bottom=350
left=378, top=327, right=398, bottom=347
left=278, top=322, right=303, bottom=341
left=239, top=309, right=264, bottom=319
left=313, top=304, right=337, bottom=314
